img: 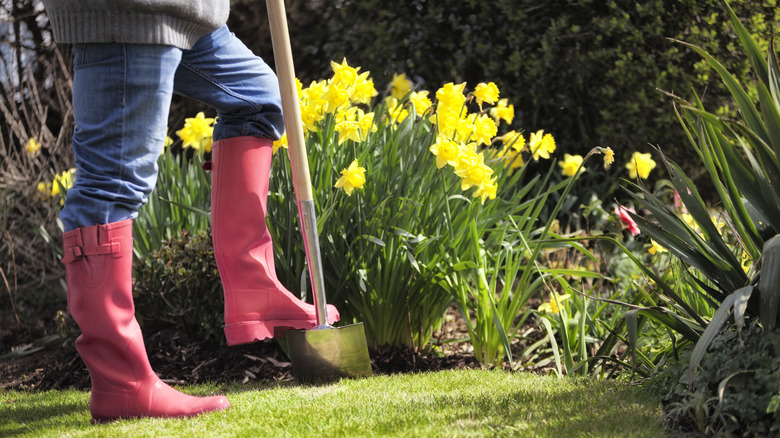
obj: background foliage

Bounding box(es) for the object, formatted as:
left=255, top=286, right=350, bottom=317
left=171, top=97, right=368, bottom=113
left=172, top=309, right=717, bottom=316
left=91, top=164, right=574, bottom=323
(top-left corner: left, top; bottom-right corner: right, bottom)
left=2, top=0, right=777, bottom=294
left=230, top=0, right=779, bottom=169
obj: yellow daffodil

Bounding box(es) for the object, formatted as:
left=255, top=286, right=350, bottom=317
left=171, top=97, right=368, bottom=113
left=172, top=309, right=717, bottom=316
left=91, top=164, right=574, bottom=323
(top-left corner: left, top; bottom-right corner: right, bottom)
left=453, top=114, right=477, bottom=144
left=489, top=98, right=514, bottom=125
left=334, top=159, right=366, bottom=196
left=538, top=293, right=571, bottom=314
left=330, top=58, right=359, bottom=88
left=473, top=82, right=499, bottom=109
left=430, top=105, right=462, bottom=139
left=498, top=131, right=525, bottom=172
left=600, top=146, right=614, bottom=169
left=648, top=239, right=667, bottom=255
left=389, top=73, right=413, bottom=100
left=302, top=80, right=328, bottom=107
left=334, top=107, right=374, bottom=145
left=473, top=177, right=498, bottom=204
left=300, top=80, right=328, bottom=131
left=26, top=138, right=41, bottom=156
left=324, top=83, right=350, bottom=113
left=351, top=71, right=377, bottom=105
left=273, top=134, right=288, bottom=154
left=455, top=141, right=479, bottom=171
left=529, top=130, right=556, bottom=160
left=358, top=110, right=376, bottom=140
left=409, top=90, right=432, bottom=115
left=469, top=113, right=497, bottom=146
left=435, top=82, right=467, bottom=112
left=499, top=130, right=524, bottom=151
left=541, top=133, right=556, bottom=156
left=335, top=119, right=361, bottom=146
left=559, top=153, right=585, bottom=177
left=625, top=151, right=656, bottom=179
left=176, top=112, right=215, bottom=152
left=51, top=168, right=76, bottom=196
left=385, top=97, right=409, bottom=125
left=506, top=152, right=524, bottom=172
left=454, top=151, right=493, bottom=191
left=429, top=135, right=461, bottom=169
left=300, top=102, right=323, bottom=133
left=37, top=181, right=51, bottom=201
left=48, top=168, right=76, bottom=205
left=741, top=252, right=752, bottom=273
left=682, top=213, right=697, bottom=231
left=160, top=135, right=174, bottom=155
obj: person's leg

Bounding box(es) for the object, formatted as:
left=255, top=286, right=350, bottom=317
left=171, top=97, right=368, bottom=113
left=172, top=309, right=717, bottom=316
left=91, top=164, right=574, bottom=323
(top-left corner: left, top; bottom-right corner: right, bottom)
left=173, top=26, right=339, bottom=346
left=62, top=44, right=178, bottom=231
left=62, top=43, right=229, bottom=423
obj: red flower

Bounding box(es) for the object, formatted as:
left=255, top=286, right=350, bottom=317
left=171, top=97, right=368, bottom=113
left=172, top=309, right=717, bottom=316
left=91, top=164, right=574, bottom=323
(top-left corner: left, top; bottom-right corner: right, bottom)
left=614, top=205, right=641, bottom=236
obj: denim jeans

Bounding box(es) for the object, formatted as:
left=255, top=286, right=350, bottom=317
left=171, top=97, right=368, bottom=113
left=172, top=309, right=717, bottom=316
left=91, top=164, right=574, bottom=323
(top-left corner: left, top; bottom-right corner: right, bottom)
left=60, top=25, right=284, bottom=232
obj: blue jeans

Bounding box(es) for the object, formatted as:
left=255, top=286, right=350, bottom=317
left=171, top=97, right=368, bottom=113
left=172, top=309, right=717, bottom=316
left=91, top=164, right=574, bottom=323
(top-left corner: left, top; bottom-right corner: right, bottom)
left=60, top=25, right=284, bottom=232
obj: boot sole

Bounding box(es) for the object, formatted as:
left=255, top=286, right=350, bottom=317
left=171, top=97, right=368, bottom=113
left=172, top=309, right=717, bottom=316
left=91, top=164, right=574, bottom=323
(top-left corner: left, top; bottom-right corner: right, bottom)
left=224, top=318, right=338, bottom=346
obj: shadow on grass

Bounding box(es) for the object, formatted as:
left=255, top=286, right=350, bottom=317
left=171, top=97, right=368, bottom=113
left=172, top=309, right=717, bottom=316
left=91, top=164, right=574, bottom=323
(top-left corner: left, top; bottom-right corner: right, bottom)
left=1, top=396, right=88, bottom=436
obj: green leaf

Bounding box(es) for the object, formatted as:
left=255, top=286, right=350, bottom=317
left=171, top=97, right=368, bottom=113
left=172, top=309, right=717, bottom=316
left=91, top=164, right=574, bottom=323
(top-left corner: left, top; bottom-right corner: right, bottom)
left=677, top=39, right=770, bottom=146
left=687, top=286, right=753, bottom=386
left=664, top=157, right=741, bottom=271
left=540, top=268, right=602, bottom=279
left=758, top=235, right=780, bottom=331
left=539, top=316, right=563, bottom=378
left=365, top=236, right=385, bottom=247
left=490, top=300, right=513, bottom=368
left=723, top=0, right=768, bottom=85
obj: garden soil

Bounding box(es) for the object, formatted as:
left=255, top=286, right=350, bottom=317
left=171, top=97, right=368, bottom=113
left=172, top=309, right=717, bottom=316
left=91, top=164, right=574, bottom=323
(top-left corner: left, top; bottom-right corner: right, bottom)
left=1, top=306, right=487, bottom=391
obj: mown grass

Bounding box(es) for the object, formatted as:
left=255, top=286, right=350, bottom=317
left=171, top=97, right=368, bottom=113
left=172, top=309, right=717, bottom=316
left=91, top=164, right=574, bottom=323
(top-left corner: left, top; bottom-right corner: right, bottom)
left=2, top=369, right=665, bottom=437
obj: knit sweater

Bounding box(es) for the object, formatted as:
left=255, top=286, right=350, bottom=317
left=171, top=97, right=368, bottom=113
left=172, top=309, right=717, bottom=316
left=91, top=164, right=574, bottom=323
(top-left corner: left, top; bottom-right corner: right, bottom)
left=43, top=0, right=230, bottom=50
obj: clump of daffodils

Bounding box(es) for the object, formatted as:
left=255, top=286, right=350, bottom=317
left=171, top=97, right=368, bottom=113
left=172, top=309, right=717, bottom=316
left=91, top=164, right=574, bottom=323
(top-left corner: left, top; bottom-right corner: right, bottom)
left=175, top=58, right=659, bottom=202
left=428, top=82, right=498, bottom=203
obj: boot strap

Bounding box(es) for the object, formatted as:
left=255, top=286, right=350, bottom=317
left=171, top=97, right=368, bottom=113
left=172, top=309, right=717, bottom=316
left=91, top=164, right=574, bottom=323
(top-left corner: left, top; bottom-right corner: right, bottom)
left=62, top=242, right=121, bottom=264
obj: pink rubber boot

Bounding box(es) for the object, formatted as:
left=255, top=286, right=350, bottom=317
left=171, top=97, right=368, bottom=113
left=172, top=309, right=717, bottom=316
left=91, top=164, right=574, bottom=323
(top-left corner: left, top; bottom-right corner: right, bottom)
left=62, top=219, right=230, bottom=423
left=210, top=136, right=339, bottom=346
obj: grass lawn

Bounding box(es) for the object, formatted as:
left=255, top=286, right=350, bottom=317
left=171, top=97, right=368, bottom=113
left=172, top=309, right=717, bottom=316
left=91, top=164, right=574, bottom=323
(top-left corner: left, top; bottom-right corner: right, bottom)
left=2, top=369, right=665, bottom=437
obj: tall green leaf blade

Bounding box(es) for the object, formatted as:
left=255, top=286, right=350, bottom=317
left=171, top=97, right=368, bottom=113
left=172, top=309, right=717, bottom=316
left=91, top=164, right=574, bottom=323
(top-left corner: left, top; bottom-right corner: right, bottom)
left=758, top=235, right=780, bottom=331
left=637, top=308, right=701, bottom=343
left=768, top=38, right=780, bottom=114
left=664, top=157, right=742, bottom=275
left=723, top=0, right=768, bottom=85
left=731, top=136, right=780, bottom=241
left=757, top=80, right=780, bottom=157
left=687, top=286, right=753, bottom=386
left=678, top=40, right=770, bottom=146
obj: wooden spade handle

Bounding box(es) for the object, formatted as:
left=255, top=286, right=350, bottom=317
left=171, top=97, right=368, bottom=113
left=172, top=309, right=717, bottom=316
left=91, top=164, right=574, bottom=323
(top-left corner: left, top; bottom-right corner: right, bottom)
left=267, top=0, right=330, bottom=325
left=266, top=0, right=313, bottom=202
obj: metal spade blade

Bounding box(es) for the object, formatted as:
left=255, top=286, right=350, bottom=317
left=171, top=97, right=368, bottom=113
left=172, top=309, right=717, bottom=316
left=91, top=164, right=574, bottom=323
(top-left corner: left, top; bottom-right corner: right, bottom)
left=285, top=323, right=372, bottom=381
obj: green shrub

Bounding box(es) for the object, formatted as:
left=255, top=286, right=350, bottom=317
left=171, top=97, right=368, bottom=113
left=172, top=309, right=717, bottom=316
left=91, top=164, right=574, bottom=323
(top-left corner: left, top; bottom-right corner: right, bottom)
left=133, top=229, right=225, bottom=345
left=650, top=319, right=780, bottom=436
